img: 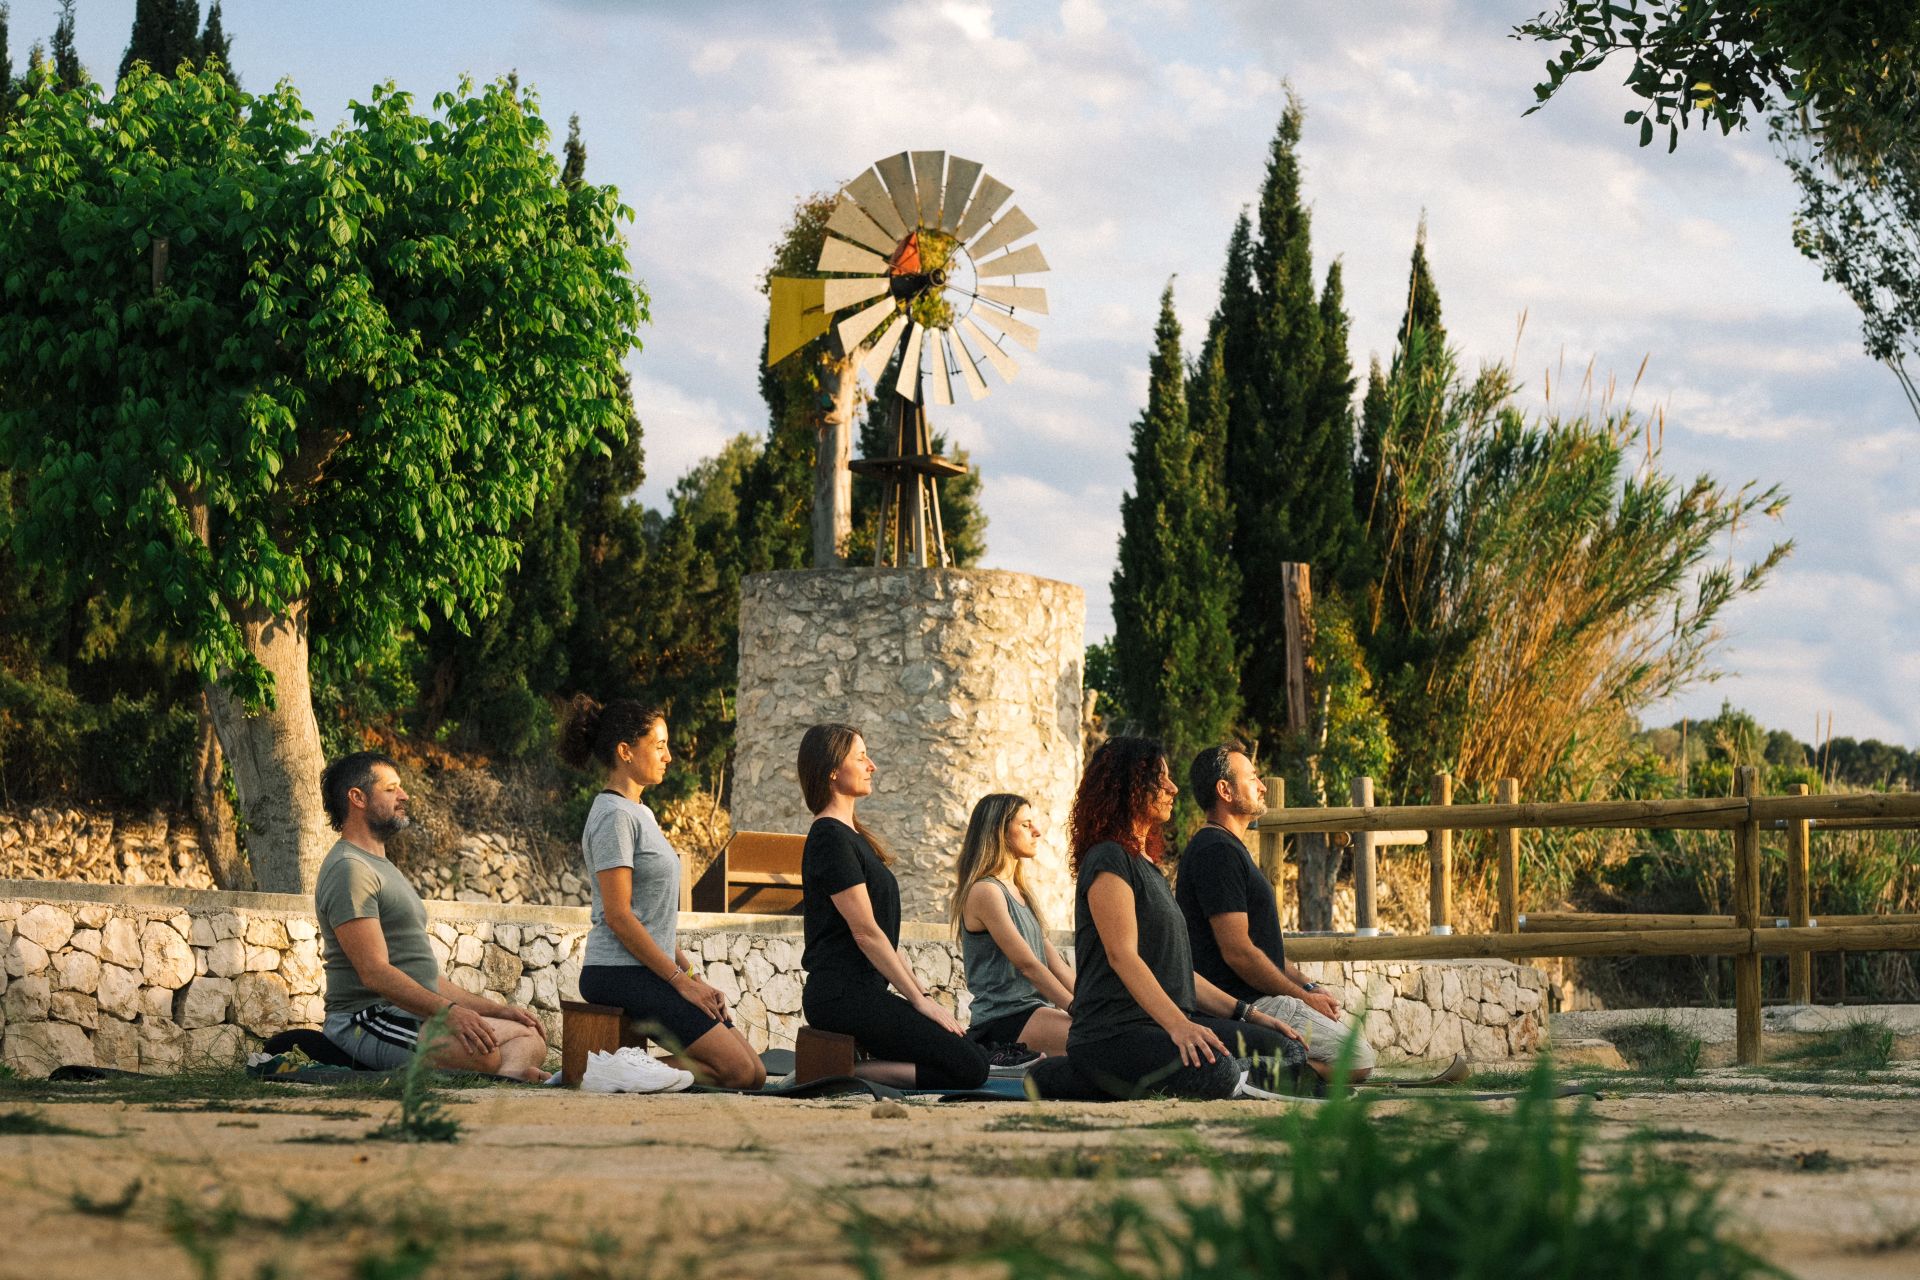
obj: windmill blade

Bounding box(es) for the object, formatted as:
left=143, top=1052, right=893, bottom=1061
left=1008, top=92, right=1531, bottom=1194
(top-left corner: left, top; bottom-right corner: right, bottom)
left=928, top=333, right=955, bottom=405
left=858, top=315, right=907, bottom=385
left=912, top=150, right=945, bottom=227
left=968, top=206, right=1038, bottom=259
left=970, top=304, right=1041, bottom=352
left=875, top=152, right=920, bottom=233
left=827, top=195, right=898, bottom=256
left=975, top=284, right=1049, bottom=314
left=818, top=237, right=891, bottom=275
left=946, top=330, right=989, bottom=400
left=958, top=315, right=1019, bottom=383
left=766, top=276, right=828, bottom=367
left=846, top=169, right=907, bottom=241
left=893, top=321, right=926, bottom=402
left=975, top=243, right=1050, bottom=278
left=822, top=276, right=890, bottom=313
left=835, top=295, right=897, bottom=354
left=941, top=156, right=982, bottom=230
left=953, top=173, right=1014, bottom=243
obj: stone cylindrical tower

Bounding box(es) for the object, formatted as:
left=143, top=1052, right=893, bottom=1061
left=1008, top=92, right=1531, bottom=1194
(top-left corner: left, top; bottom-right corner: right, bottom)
left=733, top=568, right=1085, bottom=925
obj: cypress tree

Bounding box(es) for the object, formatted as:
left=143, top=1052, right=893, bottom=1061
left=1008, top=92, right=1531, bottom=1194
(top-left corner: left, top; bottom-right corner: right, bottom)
left=1, top=5, right=13, bottom=126
left=50, top=0, right=78, bottom=91
left=1356, top=219, right=1446, bottom=564
left=560, top=114, right=586, bottom=189
left=120, top=0, right=199, bottom=81
left=198, top=1, right=230, bottom=74
left=1213, top=93, right=1360, bottom=752
left=1111, top=285, right=1240, bottom=773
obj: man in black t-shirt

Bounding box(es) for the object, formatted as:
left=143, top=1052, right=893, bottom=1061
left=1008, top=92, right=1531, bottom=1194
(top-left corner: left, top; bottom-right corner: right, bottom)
left=1174, top=743, right=1375, bottom=1080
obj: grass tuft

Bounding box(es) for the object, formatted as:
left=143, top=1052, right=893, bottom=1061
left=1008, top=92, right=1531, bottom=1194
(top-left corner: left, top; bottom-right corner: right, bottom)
left=1777, top=1019, right=1896, bottom=1073
left=1610, top=1018, right=1705, bottom=1076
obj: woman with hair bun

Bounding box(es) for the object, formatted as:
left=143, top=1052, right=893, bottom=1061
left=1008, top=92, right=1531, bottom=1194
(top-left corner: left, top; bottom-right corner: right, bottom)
left=1029, top=736, right=1308, bottom=1101
left=798, top=723, right=989, bottom=1090
left=560, top=695, right=765, bottom=1090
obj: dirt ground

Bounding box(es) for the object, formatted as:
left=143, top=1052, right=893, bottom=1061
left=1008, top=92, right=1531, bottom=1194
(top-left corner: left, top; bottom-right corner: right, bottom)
left=3, top=1073, right=1920, bottom=1279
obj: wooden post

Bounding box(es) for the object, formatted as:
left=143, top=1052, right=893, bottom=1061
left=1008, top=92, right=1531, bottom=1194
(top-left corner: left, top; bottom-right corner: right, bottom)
left=1733, top=765, right=1763, bottom=1065
left=1430, top=772, right=1453, bottom=934
left=1259, top=775, right=1287, bottom=902
left=1280, top=562, right=1313, bottom=735
left=1786, top=781, right=1812, bottom=1004
left=1495, top=778, right=1520, bottom=934
left=1351, top=776, right=1377, bottom=935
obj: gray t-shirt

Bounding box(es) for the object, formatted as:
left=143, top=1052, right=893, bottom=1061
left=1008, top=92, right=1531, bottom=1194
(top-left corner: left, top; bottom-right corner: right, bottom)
left=582, top=792, right=681, bottom=968
left=313, top=838, right=440, bottom=1016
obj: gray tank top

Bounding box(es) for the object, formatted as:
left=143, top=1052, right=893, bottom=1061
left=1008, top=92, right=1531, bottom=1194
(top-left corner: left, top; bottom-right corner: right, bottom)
left=961, top=878, right=1048, bottom=1029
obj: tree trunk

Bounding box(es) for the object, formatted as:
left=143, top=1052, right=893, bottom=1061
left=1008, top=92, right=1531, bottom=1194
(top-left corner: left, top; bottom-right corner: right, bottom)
left=812, top=358, right=858, bottom=567
left=192, top=688, right=254, bottom=891
left=203, top=599, right=334, bottom=893
left=1297, top=832, right=1337, bottom=932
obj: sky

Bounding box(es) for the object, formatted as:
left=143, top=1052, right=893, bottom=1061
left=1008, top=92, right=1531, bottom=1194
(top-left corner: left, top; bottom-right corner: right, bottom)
left=23, top=0, right=1920, bottom=748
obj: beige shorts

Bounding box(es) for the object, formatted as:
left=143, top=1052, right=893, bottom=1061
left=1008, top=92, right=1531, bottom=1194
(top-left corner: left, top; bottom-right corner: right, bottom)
left=1251, top=994, right=1377, bottom=1069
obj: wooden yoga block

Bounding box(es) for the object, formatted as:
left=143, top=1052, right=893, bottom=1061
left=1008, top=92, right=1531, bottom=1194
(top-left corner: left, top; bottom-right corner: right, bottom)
left=560, top=999, right=651, bottom=1086
left=793, top=1025, right=861, bottom=1083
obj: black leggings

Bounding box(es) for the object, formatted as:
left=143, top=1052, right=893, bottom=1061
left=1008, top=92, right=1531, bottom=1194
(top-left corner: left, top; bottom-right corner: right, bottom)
left=803, top=984, right=990, bottom=1090
left=1035, top=1014, right=1307, bottom=1100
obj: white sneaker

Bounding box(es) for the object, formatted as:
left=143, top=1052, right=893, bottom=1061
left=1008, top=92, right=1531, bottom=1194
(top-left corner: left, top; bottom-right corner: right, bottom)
left=579, top=1048, right=695, bottom=1094
left=1233, top=1065, right=1308, bottom=1102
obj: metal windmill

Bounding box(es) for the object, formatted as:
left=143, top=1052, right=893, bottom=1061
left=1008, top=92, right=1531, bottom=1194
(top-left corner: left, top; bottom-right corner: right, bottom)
left=767, top=150, right=1049, bottom=568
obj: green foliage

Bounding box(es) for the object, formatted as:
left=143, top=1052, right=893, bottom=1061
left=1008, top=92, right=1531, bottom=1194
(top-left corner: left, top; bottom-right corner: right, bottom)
left=992, top=1064, right=1776, bottom=1280
left=1515, top=1, right=1920, bottom=158
left=1282, top=590, right=1393, bottom=804
left=0, top=6, right=13, bottom=126
left=1082, top=638, right=1126, bottom=726
left=1211, top=95, right=1362, bottom=755
left=1109, top=286, right=1241, bottom=768
left=1777, top=1018, right=1896, bottom=1072
left=0, top=65, right=645, bottom=709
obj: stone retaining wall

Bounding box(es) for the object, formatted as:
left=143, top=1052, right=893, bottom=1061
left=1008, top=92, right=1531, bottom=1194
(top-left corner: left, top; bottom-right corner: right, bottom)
left=1, top=881, right=1544, bottom=1077
left=0, top=808, right=214, bottom=890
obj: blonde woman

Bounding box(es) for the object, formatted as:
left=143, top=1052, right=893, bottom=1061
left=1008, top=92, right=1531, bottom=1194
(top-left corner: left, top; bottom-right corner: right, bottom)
left=950, top=793, right=1075, bottom=1057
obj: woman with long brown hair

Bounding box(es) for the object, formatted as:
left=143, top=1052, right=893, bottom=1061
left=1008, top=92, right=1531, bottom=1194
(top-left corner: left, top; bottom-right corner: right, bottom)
left=949, top=792, right=1074, bottom=1057
left=560, top=696, right=766, bottom=1091
left=1031, top=736, right=1307, bottom=1100
left=798, top=723, right=990, bottom=1090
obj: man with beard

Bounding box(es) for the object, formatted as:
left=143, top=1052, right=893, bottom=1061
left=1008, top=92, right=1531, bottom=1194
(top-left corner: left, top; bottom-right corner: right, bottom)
left=315, top=751, right=550, bottom=1078
left=1174, top=743, right=1374, bottom=1082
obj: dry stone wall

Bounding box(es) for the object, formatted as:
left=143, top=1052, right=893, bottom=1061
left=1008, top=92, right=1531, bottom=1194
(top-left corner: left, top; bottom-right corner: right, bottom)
left=0, top=808, right=214, bottom=889
left=734, top=568, right=1087, bottom=926
left=2, top=881, right=1552, bottom=1078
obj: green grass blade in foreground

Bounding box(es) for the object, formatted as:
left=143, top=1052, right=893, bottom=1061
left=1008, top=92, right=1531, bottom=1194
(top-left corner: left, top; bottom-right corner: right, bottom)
left=989, top=1060, right=1783, bottom=1280
left=368, top=1011, right=463, bottom=1144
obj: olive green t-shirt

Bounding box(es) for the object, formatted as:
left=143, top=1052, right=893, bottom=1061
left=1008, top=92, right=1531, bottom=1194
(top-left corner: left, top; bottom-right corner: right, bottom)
left=313, top=838, right=440, bottom=1016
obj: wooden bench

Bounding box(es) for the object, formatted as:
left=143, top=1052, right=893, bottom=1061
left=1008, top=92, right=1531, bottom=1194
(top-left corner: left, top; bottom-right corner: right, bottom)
left=793, top=1025, right=864, bottom=1084
left=559, top=999, right=652, bottom=1086
left=684, top=830, right=805, bottom=915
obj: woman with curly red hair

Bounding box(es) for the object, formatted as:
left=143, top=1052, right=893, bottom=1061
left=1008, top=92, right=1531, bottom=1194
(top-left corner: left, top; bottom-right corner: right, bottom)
left=1030, top=736, right=1308, bottom=1100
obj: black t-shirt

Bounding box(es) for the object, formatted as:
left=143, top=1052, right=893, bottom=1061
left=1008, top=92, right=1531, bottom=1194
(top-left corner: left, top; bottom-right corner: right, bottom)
left=1174, top=824, right=1286, bottom=1003
left=800, top=817, right=900, bottom=991
left=1067, top=841, right=1195, bottom=1051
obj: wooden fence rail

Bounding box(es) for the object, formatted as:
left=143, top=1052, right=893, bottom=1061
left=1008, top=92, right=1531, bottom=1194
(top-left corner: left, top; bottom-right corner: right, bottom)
left=1250, top=766, right=1920, bottom=1065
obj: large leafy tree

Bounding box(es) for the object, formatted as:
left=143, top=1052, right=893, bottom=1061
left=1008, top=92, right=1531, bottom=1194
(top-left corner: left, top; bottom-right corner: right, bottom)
left=0, top=65, right=644, bottom=890
left=1211, top=95, right=1360, bottom=754
left=1515, top=3, right=1920, bottom=420
left=1110, top=285, right=1240, bottom=776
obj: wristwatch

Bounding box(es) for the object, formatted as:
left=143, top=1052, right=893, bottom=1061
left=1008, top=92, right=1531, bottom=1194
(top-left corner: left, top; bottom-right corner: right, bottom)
left=1301, top=981, right=1322, bottom=993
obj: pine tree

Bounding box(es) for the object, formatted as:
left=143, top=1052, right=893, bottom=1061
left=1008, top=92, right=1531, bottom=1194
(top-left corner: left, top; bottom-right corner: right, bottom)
left=1111, top=285, right=1240, bottom=775
left=198, top=0, right=230, bottom=75
left=560, top=113, right=586, bottom=189
left=1212, top=93, right=1360, bottom=753
left=50, top=0, right=79, bottom=91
